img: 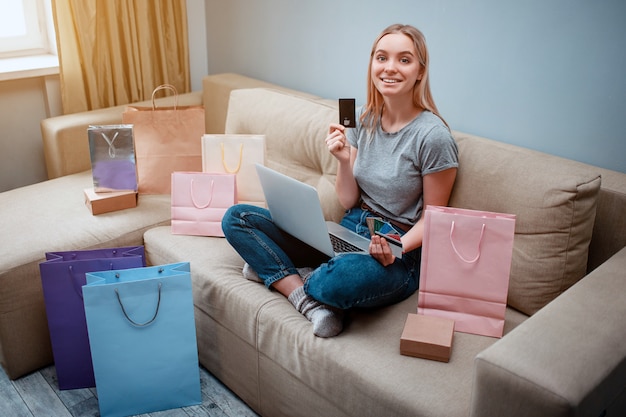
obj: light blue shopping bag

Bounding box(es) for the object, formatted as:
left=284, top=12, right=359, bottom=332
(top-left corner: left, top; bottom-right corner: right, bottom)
left=83, top=262, right=201, bottom=417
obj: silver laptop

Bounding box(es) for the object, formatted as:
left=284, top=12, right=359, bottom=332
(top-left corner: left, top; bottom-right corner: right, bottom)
left=255, top=164, right=403, bottom=258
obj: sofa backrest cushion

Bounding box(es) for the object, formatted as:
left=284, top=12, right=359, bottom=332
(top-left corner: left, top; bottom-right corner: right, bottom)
left=586, top=168, right=626, bottom=272
left=224, top=88, right=344, bottom=222
left=449, top=132, right=601, bottom=315
left=202, top=73, right=320, bottom=135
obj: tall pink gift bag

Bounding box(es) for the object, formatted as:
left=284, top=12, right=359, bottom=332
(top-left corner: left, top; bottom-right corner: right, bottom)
left=417, top=205, right=516, bottom=338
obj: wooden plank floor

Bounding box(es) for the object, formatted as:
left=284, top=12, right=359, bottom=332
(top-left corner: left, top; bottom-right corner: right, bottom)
left=0, top=364, right=259, bottom=417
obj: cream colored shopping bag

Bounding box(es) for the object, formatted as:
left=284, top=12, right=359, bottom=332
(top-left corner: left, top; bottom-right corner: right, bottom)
left=201, top=134, right=266, bottom=205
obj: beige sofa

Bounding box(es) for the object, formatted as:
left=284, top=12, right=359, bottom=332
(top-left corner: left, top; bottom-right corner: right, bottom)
left=1, top=73, right=624, bottom=416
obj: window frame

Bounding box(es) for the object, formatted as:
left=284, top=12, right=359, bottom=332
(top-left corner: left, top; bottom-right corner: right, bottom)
left=0, top=0, right=52, bottom=58
left=0, top=0, right=58, bottom=81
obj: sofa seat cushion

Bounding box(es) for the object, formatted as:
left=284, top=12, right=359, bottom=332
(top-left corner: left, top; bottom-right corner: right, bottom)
left=450, top=133, right=602, bottom=315
left=254, top=300, right=527, bottom=417
left=0, top=171, right=171, bottom=379
left=143, top=226, right=271, bottom=347
left=143, top=226, right=529, bottom=417
left=225, top=88, right=345, bottom=222
left=144, top=225, right=281, bottom=410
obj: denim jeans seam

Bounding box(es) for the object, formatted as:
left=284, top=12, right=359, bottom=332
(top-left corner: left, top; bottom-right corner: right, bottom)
left=352, top=268, right=414, bottom=307
left=239, top=210, right=297, bottom=288
left=264, top=268, right=300, bottom=288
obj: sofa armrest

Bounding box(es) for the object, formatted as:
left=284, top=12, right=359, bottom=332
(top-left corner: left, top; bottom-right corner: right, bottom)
left=470, top=247, right=626, bottom=417
left=41, top=105, right=127, bottom=179
left=40, top=91, right=202, bottom=179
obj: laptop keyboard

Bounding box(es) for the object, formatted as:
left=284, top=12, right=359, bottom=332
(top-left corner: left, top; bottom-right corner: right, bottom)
left=329, top=234, right=363, bottom=253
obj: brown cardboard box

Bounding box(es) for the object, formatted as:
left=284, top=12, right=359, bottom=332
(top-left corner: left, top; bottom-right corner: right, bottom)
left=400, top=313, right=455, bottom=362
left=84, top=188, right=137, bottom=215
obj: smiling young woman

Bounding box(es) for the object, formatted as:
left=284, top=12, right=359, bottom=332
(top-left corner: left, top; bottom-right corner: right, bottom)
left=363, top=24, right=448, bottom=132
left=221, top=24, right=458, bottom=339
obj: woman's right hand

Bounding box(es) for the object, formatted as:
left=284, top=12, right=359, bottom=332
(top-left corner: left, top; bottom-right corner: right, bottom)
left=327, top=123, right=360, bottom=209
left=325, top=123, right=351, bottom=163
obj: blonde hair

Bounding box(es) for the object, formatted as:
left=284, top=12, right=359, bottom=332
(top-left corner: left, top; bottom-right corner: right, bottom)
left=361, top=24, right=448, bottom=130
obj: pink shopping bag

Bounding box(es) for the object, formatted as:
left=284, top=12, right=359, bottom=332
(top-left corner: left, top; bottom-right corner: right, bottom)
left=417, top=205, right=516, bottom=338
left=171, top=172, right=237, bottom=237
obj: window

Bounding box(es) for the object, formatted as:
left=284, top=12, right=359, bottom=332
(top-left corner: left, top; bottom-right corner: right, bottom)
left=0, top=0, right=57, bottom=81
left=0, top=0, right=53, bottom=57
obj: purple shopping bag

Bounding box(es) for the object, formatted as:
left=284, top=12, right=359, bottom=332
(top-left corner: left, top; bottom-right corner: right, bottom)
left=39, top=246, right=145, bottom=389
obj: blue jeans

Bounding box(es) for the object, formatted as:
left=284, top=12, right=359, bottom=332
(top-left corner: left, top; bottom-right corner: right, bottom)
left=222, top=204, right=421, bottom=309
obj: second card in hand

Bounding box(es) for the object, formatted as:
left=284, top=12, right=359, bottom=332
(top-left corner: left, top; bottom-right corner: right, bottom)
left=339, top=98, right=356, bottom=128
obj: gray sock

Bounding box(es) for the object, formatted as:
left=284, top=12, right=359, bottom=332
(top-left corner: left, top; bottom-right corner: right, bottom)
left=288, top=286, right=343, bottom=338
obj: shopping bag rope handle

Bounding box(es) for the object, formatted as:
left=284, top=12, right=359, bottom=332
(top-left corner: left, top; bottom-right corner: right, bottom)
left=190, top=178, right=214, bottom=209
left=115, top=282, right=162, bottom=327
left=449, top=221, right=486, bottom=264
left=99, top=131, right=119, bottom=158
left=220, top=143, right=244, bottom=173
left=151, top=84, right=179, bottom=110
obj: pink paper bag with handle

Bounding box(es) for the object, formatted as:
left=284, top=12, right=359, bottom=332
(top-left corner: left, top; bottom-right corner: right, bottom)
left=171, top=172, right=237, bottom=237
left=417, top=205, right=516, bottom=338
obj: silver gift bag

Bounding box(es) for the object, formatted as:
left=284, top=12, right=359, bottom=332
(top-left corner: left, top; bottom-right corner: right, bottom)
left=88, top=125, right=138, bottom=192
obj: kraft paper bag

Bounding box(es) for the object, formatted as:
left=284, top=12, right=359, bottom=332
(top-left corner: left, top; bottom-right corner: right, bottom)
left=88, top=124, right=138, bottom=192
left=123, top=84, right=204, bottom=195
left=83, top=262, right=201, bottom=417
left=171, top=171, right=237, bottom=237
left=201, top=134, right=266, bottom=204
left=417, top=205, right=516, bottom=338
left=39, top=246, right=145, bottom=389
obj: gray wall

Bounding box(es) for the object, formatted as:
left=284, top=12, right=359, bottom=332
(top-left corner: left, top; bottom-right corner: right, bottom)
left=187, top=0, right=208, bottom=91
left=205, top=0, right=626, bottom=173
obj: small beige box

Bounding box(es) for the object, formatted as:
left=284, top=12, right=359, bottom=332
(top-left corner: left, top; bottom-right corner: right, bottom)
left=84, top=188, right=137, bottom=215
left=400, top=313, right=455, bottom=362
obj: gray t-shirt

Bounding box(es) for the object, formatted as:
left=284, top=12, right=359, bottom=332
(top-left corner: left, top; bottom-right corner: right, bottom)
left=346, top=107, right=458, bottom=226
